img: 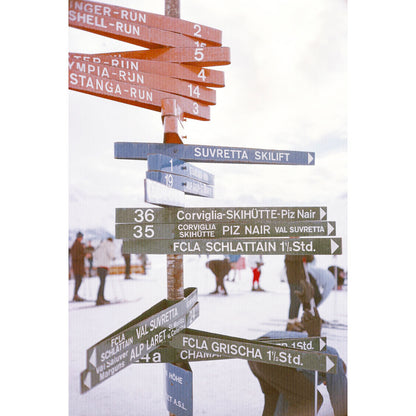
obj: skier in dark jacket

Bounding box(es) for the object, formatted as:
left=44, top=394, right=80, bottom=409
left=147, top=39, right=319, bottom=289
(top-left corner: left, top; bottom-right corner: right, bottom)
left=71, top=232, right=86, bottom=301
left=206, top=258, right=231, bottom=295
left=284, top=255, right=314, bottom=330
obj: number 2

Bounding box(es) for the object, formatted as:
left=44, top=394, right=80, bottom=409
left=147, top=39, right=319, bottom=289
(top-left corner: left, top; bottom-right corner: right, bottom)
left=193, top=24, right=202, bottom=38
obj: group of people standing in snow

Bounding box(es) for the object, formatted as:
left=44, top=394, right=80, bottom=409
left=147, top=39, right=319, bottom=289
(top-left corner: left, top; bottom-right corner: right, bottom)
left=70, top=232, right=117, bottom=305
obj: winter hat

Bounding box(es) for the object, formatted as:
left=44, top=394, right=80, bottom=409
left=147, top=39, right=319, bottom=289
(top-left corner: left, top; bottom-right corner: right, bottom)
left=76, top=232, right=84, bottom=238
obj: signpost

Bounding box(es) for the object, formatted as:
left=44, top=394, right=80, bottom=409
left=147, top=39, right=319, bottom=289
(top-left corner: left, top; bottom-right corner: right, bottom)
left=69, top=12, right=210, bottom=48
left=146, top=171, right=214, bottom=198
left=165, top=362, right=193, bottom=416
left=80, top=287, right=198, bottom=393
left=106, top=47, right=231, bottom=67
left=145, top=178, right=185, bottom=207
left=120, top=236, right=342, bottom=255
left=69, top=58, right=217, bottom=104
left=69, top=70, right=211, bottom=121
left=133, top=332, right=327, bottom=365
left=115, top=220, right=336, bottom=240
left=69, top=53, right=226, bottom=87
left=168, top=329, right=337, bottom=373
left=148, top=154, right=215, bottom=185
left=115, top=206, right=328, bottom=224
left=115, top=142, right=315, bottom=165
left=69, top=0, right=222, bottom=45
left=70, top=2, right=345, bottom=415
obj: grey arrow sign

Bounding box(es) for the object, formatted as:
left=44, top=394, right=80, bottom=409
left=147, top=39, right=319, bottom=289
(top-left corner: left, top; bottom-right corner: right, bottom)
left=121, top=237, right=342, bottom=255
left=80, top=287, right=198, bottom=393
left=115, top=142, right=315, bottom=165
left=115, top=206, right=328, bottom=224
left=115, top=221, right=336, bottom=240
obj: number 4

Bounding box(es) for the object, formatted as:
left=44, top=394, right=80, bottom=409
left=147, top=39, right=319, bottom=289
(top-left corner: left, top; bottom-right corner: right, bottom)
left=197, top=68, right=206, bottom=82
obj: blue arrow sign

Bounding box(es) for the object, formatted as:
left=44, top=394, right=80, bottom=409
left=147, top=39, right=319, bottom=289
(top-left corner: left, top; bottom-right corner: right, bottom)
left=165, top=363, right=193, bottom=416
left=115, top=142, right=315, bottom=165
left=148, top=154, right=214, bottom=185
left=146, top=171, right=214, bottom=198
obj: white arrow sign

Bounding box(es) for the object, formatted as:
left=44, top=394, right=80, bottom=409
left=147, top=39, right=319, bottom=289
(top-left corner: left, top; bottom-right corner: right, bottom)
left=320, top=338, right=326, bottom=351
left=330, top=239, right=340, bottom=254
left=320, top=208, right=327, bottom=220
left=89, top=348, right=97, bottom=368
left=328, top=222, right=334, bottom=235
left=308, top=153, right=314, bottom=164
left=84, top=371, right=92, bottom=390
left=326, top=356, right=336, bottom=372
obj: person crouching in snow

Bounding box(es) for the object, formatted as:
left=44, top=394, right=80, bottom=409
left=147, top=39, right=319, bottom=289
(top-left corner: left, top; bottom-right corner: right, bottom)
left=248, top=308, right=347, bottom=416
left=205, top=258, right=231, bottom=295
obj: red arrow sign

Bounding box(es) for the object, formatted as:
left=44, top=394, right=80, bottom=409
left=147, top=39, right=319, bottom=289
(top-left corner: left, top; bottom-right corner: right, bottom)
left=105, top=47, right=231, bottom=67
left=68, top=70, right=210, bottom=120
left=69, top=0, right=222, bottom=46
left=69, top=52, right=225, bottom=87
left=69, top=10, right=212, bottom=49
left=69, top=57, right=216, bottom=104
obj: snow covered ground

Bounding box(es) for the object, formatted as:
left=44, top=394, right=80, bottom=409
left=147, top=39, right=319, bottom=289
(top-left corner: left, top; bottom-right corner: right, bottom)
left=69, top=255, right=347, bottom=416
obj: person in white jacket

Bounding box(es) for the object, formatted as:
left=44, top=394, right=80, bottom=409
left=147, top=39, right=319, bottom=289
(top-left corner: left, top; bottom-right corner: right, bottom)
left=93, top=238, right=117, bottom=305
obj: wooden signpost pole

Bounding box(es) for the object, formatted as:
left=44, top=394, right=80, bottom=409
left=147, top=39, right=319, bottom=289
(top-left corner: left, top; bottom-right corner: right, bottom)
left=164, top=0, right=184, bottom=302
left=165, top=2, right=185, bottom=415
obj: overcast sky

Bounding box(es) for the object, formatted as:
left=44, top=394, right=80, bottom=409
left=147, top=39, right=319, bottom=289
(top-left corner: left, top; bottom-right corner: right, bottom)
left=68, top=0, right=347, bottom=266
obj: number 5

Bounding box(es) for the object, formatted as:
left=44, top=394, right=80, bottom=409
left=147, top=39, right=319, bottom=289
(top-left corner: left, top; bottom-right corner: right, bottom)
left=194, top=48, right=204, bottom=61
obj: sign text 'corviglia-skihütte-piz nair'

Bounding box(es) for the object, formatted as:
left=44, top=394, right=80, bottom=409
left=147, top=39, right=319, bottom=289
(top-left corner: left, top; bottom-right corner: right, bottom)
left=69, top=1, right=342, bottom=415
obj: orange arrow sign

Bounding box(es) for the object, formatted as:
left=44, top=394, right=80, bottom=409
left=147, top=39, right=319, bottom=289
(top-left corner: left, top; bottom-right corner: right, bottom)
left=69, top=0, right=222, bottom=46
left=69, top=70, right=210, bottom=120
left=69, top=57, right=216, bottom=104
left=109, top=47, right=231, bottom=67
left=69, top=11, right=212, bottom=49
left=69, top=52, right=225, bottom=87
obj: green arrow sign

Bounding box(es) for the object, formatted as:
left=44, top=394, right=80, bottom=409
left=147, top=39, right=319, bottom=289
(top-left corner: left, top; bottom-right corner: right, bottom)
left=168, top=329, right=337, bottom=373
left=115, top=206, right=328, bottom=224
left=132, top=332, right=327, bottom=364
left=115, top=221, right=336, bottom=240
left=121, top=237, right=342, bottom=255
left=80, top=287, right=198, bottom=393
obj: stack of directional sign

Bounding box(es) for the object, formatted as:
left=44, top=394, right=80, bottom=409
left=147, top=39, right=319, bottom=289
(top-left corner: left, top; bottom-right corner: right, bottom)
left=69, top=0, right=230, bottom=122
left=70, top=2, right=343, bottom=415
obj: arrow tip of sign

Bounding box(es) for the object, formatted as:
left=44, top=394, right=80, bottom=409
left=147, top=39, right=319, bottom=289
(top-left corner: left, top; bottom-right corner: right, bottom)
left=88, top=348, right=97, bottom=368
left=326, top=356, right=335, bottom=372
left=330, top=239, right=340, bottom=254
left=308, top=153, right=314, bottom=164
left=81, top=370, right=91, bottom=394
